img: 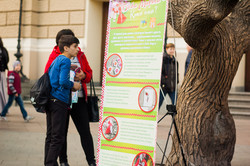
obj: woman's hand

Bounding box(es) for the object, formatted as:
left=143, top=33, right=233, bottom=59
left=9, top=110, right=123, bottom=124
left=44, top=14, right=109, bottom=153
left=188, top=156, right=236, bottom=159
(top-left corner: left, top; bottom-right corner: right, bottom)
left=74, top=70, right=86, bottom=81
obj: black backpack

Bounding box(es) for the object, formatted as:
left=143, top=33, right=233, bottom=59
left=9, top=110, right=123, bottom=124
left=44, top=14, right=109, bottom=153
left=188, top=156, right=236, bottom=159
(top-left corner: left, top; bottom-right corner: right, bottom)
left=30, top=73, right=51, bottom=113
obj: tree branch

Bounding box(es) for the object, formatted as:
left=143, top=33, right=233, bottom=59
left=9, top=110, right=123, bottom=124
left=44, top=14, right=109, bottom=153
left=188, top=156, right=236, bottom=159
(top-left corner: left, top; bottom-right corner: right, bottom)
left=167, top=0, right=191, bottom=35
left=227, top=0, right=250, bottom=53
left=180, top=0, right=238, bottom=49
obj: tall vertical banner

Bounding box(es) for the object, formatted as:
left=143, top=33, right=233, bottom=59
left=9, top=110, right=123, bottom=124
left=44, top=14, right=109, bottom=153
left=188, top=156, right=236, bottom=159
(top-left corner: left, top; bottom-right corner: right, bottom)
left=97, top=0, right=168, bottom=165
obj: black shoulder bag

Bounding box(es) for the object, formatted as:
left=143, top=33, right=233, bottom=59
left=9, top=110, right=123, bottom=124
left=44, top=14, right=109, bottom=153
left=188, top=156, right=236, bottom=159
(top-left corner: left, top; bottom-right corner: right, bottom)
left=87, top=78, right=99, bottom=122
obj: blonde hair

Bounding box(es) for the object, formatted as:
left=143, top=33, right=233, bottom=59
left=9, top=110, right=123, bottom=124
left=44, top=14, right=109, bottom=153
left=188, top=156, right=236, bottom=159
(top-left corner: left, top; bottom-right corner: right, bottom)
left=166, top=43, right=175, bottom=49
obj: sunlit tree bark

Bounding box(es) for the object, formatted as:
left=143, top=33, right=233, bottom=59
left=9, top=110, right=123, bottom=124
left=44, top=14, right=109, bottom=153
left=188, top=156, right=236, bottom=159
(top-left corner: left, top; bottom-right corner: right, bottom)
left=167, top=0, right=250, bottom=165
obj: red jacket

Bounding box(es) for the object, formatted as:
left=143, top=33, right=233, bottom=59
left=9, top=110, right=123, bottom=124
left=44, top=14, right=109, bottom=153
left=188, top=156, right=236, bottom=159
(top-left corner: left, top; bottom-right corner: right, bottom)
left=44, top=46, right=92, bottom=100
left=7, top=71, right=21, bottom=95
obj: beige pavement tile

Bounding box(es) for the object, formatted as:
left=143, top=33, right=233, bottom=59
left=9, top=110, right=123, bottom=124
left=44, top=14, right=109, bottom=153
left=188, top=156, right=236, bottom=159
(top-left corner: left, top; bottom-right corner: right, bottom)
left=0, top=104, right=250, bottom=166
left=27, top=160, right=43, bottom=166
left=0, top=123, right=9, bottom=130
left=1, top=160, right=27, bottom=166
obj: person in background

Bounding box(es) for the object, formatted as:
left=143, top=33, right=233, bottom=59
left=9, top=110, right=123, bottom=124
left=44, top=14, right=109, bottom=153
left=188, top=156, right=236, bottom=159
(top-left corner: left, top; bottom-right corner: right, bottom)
left=44, top=29, right=96, bottom=166
left=185, top=44, right=193, bottom=76
left=159, top=43, right=179, bottom=109
left=0, top=37, right=9, bottom=112
left=44, top=35, right=81, bottom=166
left=0, top=61, right=34, bottom=122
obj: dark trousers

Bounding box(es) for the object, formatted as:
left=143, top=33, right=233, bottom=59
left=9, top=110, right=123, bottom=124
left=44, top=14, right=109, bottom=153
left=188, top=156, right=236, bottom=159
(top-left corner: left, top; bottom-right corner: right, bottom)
left=44, top=99, right=68, bottom=166
left=159, top=90, right=176, bottom=109
left=59, top=98, right=95, bottom=165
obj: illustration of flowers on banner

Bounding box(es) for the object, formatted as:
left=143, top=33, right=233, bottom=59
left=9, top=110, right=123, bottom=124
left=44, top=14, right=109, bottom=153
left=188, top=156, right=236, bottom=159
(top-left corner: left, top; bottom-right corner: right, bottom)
left=101, top=116, right=119, bottom=141
left=132, top=152, right=153, bottom=166
left=106, top=53, right=123, bottom=77
left=138, top=86, right=157, bottom=113
left=110, top=1, right=127, bottom=24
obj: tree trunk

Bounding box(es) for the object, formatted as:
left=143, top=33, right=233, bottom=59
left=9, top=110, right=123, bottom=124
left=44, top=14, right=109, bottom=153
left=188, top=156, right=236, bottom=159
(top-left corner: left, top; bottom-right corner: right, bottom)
left=166, top=0, right=250, bottom=165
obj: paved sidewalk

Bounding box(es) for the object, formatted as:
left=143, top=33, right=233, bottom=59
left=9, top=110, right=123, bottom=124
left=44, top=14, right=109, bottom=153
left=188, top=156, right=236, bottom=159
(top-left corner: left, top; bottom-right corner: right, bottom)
left=0, top=104, right=249, bottom=166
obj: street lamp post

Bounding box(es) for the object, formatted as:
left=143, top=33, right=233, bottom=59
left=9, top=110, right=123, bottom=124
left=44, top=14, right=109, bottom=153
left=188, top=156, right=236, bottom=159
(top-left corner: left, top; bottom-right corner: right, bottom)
left=14, top=0, right=28, bottom=81
left=15, top=0, right=23, bottom=61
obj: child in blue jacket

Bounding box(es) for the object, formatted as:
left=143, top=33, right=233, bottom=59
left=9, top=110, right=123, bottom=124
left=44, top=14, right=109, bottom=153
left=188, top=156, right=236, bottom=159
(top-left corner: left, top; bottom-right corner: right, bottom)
left=44, top=35, right=81, bottom=166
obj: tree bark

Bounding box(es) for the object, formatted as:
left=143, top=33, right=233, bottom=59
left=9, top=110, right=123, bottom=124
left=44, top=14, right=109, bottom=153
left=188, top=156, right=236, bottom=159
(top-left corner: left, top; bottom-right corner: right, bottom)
left=167, top=0, right=250, bottom=165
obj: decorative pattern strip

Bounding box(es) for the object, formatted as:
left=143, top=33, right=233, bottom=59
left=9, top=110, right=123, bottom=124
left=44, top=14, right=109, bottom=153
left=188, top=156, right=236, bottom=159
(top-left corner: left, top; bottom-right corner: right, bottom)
left=111, top=26, right=139, bottom=29
left=102, top=144, right=154, bottom=153
left=104, top=112, right=156, bottom=118
left=107, top=81, right=159, bottom=85
left=97, top=17, right=111, bottom=165
left=157, top=23, right=165, bottom=26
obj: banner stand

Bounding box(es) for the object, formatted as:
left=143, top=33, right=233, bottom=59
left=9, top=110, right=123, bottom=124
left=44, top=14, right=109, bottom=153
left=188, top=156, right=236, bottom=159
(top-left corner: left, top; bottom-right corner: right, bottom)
left=97, top=0, right=169, bottom=165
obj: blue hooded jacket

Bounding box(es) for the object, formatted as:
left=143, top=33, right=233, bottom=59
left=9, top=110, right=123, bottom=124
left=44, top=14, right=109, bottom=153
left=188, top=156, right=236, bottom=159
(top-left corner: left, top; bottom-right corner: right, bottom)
left=49, top=55, right=74, bottom=104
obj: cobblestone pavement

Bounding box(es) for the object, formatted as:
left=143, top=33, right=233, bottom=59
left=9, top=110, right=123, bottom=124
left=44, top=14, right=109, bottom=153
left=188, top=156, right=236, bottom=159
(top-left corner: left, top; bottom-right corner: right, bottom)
left=0, top=104, right=249, bottom=166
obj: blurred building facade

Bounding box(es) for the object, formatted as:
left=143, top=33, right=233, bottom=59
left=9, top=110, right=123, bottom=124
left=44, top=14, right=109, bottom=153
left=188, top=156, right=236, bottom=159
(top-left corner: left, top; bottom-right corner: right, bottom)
left=0, top=0, right=247, bottom=91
